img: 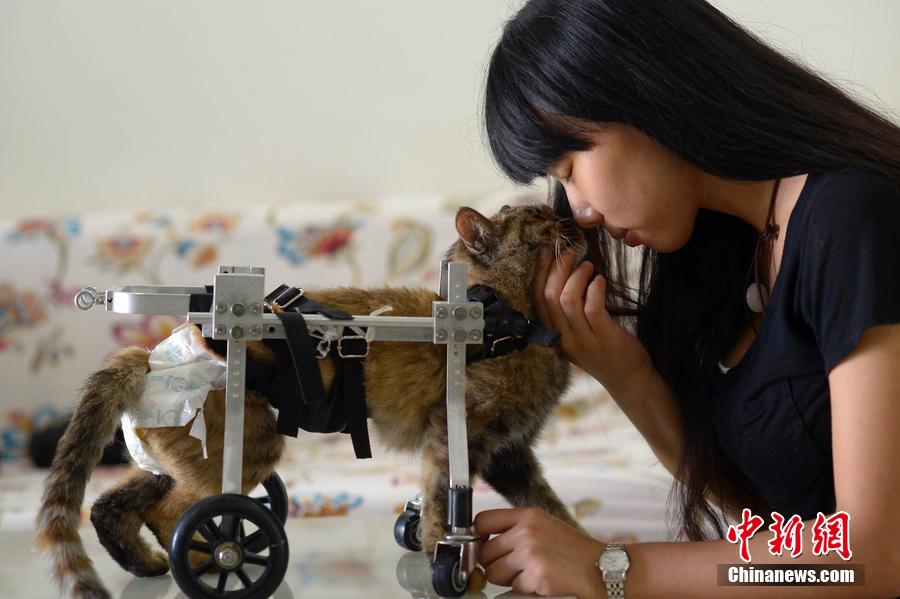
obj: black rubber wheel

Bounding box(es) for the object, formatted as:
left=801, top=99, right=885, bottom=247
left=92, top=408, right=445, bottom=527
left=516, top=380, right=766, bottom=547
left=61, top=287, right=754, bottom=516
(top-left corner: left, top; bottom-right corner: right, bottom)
left=254, top=471, right=289, bottom=525
left=432, top=551, right=467, bottom=598
left=169, top=493, right=289, bottom=598
left=393, top=509, right=422, bottom=552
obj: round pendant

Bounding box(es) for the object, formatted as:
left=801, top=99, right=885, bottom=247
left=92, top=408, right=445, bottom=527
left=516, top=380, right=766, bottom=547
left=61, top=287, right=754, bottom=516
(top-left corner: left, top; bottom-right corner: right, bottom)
left=745, top=282, right=769, bottom=313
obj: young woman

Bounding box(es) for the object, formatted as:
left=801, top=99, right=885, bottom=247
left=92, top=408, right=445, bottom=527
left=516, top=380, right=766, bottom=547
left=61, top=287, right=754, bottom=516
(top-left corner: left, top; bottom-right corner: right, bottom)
left=474, top=1, right=900, bottom=597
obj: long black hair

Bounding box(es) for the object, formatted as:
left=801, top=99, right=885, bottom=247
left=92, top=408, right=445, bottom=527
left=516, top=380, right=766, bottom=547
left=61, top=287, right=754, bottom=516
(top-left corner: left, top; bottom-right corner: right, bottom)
left=483, top=0, right=900, bottom=541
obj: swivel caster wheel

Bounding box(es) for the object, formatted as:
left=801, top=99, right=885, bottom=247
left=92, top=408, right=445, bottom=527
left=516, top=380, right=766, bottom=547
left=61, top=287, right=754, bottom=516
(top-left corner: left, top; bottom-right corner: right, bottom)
left=432, top=551, right=468, bottom=598
left=169, top=493, right=289, bottom=598
left=394, top=509, right=423, bottom=552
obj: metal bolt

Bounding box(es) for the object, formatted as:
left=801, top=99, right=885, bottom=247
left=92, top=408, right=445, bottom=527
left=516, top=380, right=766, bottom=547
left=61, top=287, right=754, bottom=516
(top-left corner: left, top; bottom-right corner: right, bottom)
left=469, top=329, right=482, bottom=341
left=453, top=306, right=467, bottom=320
left=249, top=303, right=262, bottom=314
left=215, top=542, right=242, bottom=569
left=215, top=302, right=227, bottom=314
left=230, top=326, right=244, bottom=339
left=436, top=307, right=448, bottom=319
left=231, top=303, right=246, bottom=316
left=435, top=329, right=448, bottom=341
left=469, top=306, right=482, bottom=319
left=452, top=329, right=467, bottom=342
left=215, top=325, right=226, bottom=336
left=249, top=324, right=262, bottom=337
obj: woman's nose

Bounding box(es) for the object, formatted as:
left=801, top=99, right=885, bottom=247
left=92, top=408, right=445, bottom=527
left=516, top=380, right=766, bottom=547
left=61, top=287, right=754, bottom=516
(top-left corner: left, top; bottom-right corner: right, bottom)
left=568, top=199, right=604, bottom=229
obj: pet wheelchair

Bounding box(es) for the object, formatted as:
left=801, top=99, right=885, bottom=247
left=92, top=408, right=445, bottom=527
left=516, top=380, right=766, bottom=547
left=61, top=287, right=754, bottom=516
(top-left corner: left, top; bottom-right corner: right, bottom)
left=75, top=260, right=485, bottom=598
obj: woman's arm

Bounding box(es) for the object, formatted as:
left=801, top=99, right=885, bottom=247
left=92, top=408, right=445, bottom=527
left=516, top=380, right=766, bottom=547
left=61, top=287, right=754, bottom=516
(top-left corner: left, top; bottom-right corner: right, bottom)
left=475, top=323, right=900, bottom=598
left=533, top=248, right=684, bottom=477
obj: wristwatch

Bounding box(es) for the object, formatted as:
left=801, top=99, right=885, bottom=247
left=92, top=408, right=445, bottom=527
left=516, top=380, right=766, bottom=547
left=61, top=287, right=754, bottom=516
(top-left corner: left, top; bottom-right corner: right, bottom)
left=596, top=542, right=630, bottom=598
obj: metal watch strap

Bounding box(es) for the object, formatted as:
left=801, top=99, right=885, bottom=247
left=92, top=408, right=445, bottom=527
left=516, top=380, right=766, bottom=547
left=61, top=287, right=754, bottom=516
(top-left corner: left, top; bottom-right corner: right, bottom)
left=605, top=579, right=625, bottom=599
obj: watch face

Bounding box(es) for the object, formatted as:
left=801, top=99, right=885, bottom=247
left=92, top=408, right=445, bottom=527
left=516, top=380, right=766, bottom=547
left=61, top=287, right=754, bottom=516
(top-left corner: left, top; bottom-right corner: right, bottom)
left=600, top=550, right=628, bottom=571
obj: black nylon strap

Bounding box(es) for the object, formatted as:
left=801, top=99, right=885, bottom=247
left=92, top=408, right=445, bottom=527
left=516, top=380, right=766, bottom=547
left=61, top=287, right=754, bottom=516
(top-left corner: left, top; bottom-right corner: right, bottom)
left=273, top=310, right=331, bottom=436
left=465, top=284, right=561, bottom=364
left=327, top=349, right=372, bottom=459
left=188, top=285, right=214, bottom=312
left=266, top=285, right=371, bottom=458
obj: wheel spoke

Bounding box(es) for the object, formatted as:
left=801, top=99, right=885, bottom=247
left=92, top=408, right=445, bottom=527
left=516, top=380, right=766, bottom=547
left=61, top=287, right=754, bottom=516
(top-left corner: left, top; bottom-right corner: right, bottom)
left=198, top=521, right=219, bottom=543
left=216, top=571, right=230, bottom=593
left=189, top=540, right=212, bottom=553
left=235, top=566, right=253, bottom=588
left=193, top=558, right=216, bottom=577
left=242, top=530, right=263, bottom=549
left=244, top=552, right=269, bottom=566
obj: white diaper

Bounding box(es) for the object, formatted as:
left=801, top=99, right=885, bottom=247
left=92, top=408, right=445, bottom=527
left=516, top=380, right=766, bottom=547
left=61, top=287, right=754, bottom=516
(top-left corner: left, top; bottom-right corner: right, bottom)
left=121, top=322, right=226, bottom=475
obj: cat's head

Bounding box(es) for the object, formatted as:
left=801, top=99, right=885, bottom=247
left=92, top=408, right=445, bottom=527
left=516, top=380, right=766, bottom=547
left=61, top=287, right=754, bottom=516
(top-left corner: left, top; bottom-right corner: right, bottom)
left=445, top=204, right=587, bottom=312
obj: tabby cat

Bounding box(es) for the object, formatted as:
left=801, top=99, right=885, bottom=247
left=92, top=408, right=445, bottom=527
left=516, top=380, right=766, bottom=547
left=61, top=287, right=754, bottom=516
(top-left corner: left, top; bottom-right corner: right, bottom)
left=35, top=204, right=588, bottom=598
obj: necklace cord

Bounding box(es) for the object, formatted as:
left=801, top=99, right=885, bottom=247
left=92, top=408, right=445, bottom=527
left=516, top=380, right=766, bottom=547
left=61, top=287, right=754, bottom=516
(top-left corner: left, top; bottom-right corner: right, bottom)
left=745, top=179, right=782, bottom=327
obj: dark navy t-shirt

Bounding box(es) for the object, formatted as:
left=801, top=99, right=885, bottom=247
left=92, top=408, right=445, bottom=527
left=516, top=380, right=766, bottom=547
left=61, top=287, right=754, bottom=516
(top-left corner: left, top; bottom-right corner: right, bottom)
left=710, top=168, right=900, bottom=520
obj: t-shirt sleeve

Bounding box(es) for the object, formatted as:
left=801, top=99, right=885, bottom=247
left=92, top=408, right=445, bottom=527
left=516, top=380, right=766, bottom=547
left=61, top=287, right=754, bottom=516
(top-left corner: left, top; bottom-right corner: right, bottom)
left=798, top=171, right=900, bottom=373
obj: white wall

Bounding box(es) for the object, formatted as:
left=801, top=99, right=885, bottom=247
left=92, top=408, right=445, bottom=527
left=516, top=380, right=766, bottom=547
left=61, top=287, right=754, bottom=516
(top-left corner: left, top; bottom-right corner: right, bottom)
left=0, top=0, right=897, bottom=220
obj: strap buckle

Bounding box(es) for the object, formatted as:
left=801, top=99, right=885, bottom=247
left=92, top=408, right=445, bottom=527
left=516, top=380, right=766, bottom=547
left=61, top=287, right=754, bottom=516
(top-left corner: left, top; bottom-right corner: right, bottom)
left=265, top=285, right=304, bottom=312
left=490, top=335, right=515, bottom=356
left=308, top=329, right=332, bottom=359
left=338, top=335, right=369, bottom=359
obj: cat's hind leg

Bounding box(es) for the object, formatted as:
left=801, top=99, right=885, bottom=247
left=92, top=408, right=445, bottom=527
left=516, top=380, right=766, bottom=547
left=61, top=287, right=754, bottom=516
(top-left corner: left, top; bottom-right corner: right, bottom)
left=143, top=478, right=207, bottom=564
left=90, top=466, right=174, bottom=577
left=479, top=443, right=584, bottom=532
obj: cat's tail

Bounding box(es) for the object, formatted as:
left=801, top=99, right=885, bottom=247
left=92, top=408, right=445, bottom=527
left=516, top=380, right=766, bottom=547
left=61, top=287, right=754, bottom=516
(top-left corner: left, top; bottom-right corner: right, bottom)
left=35, top=346, right=150, bottom=599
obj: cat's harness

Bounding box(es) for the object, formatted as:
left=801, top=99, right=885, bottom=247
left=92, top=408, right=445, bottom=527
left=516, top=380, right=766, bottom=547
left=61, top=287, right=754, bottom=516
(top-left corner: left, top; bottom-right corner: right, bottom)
left=198, top=283, right=561, bottom=460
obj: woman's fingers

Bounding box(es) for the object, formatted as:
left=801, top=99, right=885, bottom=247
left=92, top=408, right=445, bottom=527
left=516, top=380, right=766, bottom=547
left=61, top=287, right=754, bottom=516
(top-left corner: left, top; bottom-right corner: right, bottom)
left=558, top=260, right=595, bottom=328
left=484, top=551, right=526, bottom=588
left=541, top=249, right=580, bottom=339
left=478, top=533, right=516, bottom=570
left=583, top=272, right=610, bottom=337
left=473, top=508, right=523, bottom=538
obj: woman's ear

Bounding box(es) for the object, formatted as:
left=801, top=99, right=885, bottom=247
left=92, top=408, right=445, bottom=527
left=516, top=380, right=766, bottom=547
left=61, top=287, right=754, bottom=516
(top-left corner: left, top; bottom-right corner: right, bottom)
left=455, top=207, right=495, bottom=255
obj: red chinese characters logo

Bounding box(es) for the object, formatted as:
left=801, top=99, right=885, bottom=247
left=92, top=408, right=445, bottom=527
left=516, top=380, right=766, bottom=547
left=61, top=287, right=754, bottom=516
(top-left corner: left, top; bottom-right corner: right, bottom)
left=726, top=508, right=765, bottom=562
left=728, top=510, right=853, bottom=562
left=811, top=511, right=853, bottom=560
left=768, top=512, right=805, bottom=557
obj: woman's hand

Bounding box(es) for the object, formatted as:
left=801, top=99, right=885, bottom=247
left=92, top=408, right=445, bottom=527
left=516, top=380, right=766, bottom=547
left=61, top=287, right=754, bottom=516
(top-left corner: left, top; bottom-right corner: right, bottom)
left=533, top=246, right=652, bottom=392
left=475, top=507, right=606, bottom=598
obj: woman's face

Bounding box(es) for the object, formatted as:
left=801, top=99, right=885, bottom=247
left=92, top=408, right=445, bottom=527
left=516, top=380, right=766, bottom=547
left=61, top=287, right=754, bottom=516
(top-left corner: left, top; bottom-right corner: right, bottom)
left=548, top=122, right=702, bottom=253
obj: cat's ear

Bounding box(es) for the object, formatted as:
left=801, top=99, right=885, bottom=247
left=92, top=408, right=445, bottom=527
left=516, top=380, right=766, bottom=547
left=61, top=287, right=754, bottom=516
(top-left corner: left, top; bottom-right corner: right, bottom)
left=455, top=207, right=495, bottom=255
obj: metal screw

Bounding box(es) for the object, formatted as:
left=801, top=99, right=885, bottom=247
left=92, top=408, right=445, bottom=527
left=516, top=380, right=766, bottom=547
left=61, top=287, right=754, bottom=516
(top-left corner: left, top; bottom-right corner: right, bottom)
left=469, top=306, right=482, bottom=319
left=453, top=306, right=467, bottom=320
left=215, top=302, right=227, bottom=314
left=249, top=303, right=262, bottom=314
left=249, top=324, right=262, bottom=337
left=231, top=326, right=244, bottom=339
left=469, top=329, right=482, bottom=341
left=436, top=307, right=448, bottom=319
left=215, top=325, right=226, bottom=336
left=231, top=303, right=246, bottom=316
left=215, top=542, right=242, bottom=569
left=452, top=329, right=467, bottom=342
left=435, top=329, right=448, bottom=341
